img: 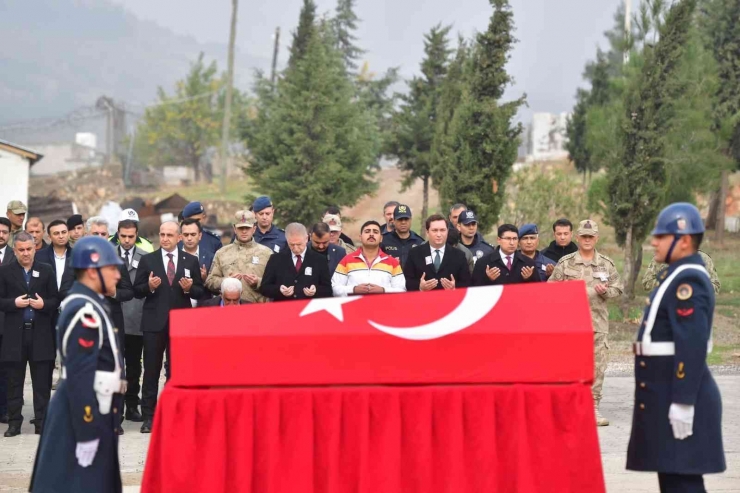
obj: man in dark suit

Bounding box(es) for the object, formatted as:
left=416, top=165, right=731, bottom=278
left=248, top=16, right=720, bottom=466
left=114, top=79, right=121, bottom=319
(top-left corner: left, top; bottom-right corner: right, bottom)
left=404, top=214, right=471, bottom=291
left=472, top=224, right=540, bottom=286
left=179, top=218, right=215, bottom=305
left=308, top=222, right=345, bottom=275
left=260, top=223, right=332, bottom=301
left=133, top=221, right=204, bottom=433
left=199, top=278, right=243, bottom=307
left=36, top=219, right=74, bottom=298
left=0, top=217, right=16, bottom=423
left=0, top=232, right=59, bottom=436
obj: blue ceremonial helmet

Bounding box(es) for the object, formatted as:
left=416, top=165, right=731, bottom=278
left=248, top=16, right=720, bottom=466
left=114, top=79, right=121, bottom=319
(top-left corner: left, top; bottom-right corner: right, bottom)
left=651, top=202, right=705, bottom=236
left=72, top=236, right=124, bottom=269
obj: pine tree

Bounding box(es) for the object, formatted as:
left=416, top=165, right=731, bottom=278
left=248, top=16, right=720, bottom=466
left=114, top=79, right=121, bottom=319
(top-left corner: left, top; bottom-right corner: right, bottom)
left=606, top=0, right=697, bottom=298
left=247, top=22, right=379, bottom=226
left=435, top=0, right=525, bottom=231
left=288, top=0, right=317, bottom=68
left=388, top=24, right=452, bottom=229
left=333, top=0, right=365, bottom=71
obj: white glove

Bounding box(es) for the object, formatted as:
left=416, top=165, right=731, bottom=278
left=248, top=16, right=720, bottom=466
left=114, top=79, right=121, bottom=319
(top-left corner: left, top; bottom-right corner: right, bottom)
left=668, top=403, right=695, bottom=440
left=75, top=438, right=100, bottom=468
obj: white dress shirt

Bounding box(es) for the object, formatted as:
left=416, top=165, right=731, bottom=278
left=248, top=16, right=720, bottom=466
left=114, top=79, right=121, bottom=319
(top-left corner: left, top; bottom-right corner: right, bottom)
left=53, top=249, right=67, bottom=289
left=162, top=248, right=179, bottom=271
left=0, top=246, right=6, bottom=264
left=292, top=248, right=307, bottom=268
left=187, top=247, right=200, bottom=307
left=120, top=245, right=136, bottom=266
left=430, top=244, right=446, bottom=265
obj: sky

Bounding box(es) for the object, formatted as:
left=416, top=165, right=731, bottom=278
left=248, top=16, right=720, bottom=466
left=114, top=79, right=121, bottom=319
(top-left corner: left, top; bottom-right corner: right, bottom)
left=111, top=0, right=626, bottom=122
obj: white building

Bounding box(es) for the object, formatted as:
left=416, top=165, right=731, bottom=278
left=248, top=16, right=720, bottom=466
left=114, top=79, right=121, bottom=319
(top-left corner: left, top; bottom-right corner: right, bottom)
left=0, top=138, right=43, bottom=216
left=526, top=112, right=570, bottom=162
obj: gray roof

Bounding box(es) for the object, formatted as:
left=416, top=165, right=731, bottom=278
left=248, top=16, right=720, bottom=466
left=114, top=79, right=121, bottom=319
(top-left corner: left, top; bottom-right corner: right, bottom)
left=0, top=138, right=44, bottom=165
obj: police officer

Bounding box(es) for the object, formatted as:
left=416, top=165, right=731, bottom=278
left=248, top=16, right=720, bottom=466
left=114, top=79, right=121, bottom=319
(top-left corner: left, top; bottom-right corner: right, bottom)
left=381, top=204, right=423, bottom=267
left=109, top=209, right=154, bottom=253
left=548, top=219, right=623, bottom=426
left=642, top=250, right=720, bottom=294
left=252, top=196, right=287, bottom=253
left=30, top=236, right=125, bottom=492
left=181, top=201, right=223, bottom=259
left=206, top=211, right=273, bottom=303
left=456, top=210, right=495, bottom=263
left=627, top=203, right=725, bottom=492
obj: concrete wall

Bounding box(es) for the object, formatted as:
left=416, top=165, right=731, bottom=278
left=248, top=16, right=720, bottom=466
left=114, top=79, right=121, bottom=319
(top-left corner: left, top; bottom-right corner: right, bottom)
left=0, top=148, right=29, bottom=217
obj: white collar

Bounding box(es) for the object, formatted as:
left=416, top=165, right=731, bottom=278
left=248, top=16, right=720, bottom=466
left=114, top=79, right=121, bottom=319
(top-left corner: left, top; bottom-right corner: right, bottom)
left=499, top=248, right=514, bottom=264
left=429, top=244, right=446, bottom=255
left=162, top=248, right=178, bottom=260
left=292, top=248, right=307, bottom=260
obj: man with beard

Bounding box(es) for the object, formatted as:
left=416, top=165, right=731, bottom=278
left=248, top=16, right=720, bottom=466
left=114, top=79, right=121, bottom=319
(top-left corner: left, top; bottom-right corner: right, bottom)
left=541, top=218, right=578, bottom=263
left=332, top=221, right=406, bottom=296
left=309, top=222, right=346, bottom=275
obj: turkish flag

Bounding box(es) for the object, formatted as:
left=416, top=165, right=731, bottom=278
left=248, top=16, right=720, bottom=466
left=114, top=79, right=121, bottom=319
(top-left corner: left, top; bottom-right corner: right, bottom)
left=170, top=281, right=593, bottom=387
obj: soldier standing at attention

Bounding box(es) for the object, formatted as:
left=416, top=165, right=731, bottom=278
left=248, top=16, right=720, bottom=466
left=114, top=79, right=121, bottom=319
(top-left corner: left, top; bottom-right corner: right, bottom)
left=30, top=237, right=125, bottom=492
left=206, top=211, right=273, bottom=303
left=549, top=219, right=623, bottom=426
left=642, top=250, right=720, bottom=294
left=627, top=203, right=725, bottom=492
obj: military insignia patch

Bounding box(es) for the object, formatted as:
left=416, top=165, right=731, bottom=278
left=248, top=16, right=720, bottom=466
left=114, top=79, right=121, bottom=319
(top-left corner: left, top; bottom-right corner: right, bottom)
left=658, top=270, right=667, bottom=281
left=676, top=283, right=693, bottom=300
left=78, top=338, right=94, bottom=350
left=83, top=406, right=94, bottom=423
left=476, top=250, right=484, bottom=258
left=676, top=308, right=694, bottom=317
left=677, top=218, right=687, bottom=231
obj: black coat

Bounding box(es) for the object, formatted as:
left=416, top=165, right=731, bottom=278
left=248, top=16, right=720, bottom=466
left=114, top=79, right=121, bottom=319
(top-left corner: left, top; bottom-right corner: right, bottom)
left=404, top=243, right=471, bottom=291
left=133, top=249, right=204, bottom=333
left=0, top=261, right=59, bottom=362
left=105, top=263, right=134, bottom=345
left=36, top=245, right=75, bottom=298
left=541, top=241, right=578, bottom=263
left=0, top=246, right=16, bottom=336
left=471, top=248, right=541, bottom=286
left=260, top=249, right=333, bottom=301
left=627, top=254, right=726, bottom=474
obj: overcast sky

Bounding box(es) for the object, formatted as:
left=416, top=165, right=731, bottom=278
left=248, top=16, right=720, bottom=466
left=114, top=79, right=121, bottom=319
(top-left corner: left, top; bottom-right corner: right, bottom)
left=109, top=0, right=626, bottom=122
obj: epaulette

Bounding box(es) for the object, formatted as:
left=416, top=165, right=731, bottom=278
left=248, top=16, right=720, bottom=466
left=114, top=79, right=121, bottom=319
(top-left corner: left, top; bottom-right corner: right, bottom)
left=481, top=239, right=494, bottom=248
left=204, top=230, right=221, bottom=239
left=558, top=252, right=578, bottom=264
left=597, top=253, right=616, bottom=266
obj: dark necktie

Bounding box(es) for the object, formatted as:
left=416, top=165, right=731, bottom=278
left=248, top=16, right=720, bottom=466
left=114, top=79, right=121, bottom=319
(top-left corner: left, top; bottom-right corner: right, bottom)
left=295, top=254, right=303, bottom=273
left=124, top=249, right=130, bottom=267
left=506, top=255, right=512, bottom=271
left=167, top=253, right=175, bottom=285
left=433, top=250, right=441, bottom=272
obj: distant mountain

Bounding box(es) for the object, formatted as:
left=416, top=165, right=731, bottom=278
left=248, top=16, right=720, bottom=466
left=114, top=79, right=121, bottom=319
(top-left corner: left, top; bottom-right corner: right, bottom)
left=0, top=0, right=269, bottom=130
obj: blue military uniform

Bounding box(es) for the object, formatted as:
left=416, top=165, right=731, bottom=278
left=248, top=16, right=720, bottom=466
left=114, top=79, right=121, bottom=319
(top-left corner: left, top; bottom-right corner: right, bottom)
left=199, top=229, right=223, bottom=258
left=381, top=229, right=424, bottom=268
left=254, top=224, right=287, bottom=253
left=31, top=283, right=124, bottom=493
left=459, top=232, right=495, bottom=261
left=30, top=237, right=125, bottom=493
left=627, top=203, right=725, bottom=492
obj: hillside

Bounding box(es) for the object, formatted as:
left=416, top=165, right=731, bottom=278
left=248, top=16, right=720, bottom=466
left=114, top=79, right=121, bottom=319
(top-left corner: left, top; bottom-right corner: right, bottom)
left=0, top=0, right=268, bottom=127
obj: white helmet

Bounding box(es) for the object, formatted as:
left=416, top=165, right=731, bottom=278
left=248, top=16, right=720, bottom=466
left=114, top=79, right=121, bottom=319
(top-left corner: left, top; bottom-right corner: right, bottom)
left=119, top=208, right=140, bottom=222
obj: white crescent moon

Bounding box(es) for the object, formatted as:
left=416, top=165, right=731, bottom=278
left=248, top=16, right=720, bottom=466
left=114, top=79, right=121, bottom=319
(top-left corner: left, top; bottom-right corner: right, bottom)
left=367, top=285, right=503, bottom=340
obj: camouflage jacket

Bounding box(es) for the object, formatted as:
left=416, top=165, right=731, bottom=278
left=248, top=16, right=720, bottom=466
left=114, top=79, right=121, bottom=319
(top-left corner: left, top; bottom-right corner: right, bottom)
left=642, top=250, right=720, bottom=294
left=548, top=250, right=624, bottom=333
left=205, top=240, right=273, bottom=303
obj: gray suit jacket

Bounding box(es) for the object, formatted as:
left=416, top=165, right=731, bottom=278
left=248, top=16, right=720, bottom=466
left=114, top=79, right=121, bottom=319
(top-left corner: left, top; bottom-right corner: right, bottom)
left=120, top=246, right=146, bottom=336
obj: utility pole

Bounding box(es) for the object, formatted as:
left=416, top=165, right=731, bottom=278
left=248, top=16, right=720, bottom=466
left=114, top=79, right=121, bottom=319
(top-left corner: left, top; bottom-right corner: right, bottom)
left=623, top=0, right=632, bottom=65
left=715, top=169, right=728, bottom=244
left=220, top=0, right=238, bottom=193
left=270, top=27, right=281, bottom=88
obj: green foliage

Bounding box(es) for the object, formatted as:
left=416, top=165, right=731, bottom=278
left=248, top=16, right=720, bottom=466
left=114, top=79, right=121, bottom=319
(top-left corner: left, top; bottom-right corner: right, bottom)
left=566, top=90, right=593, bottom=174
left=134, top=53, right=233, bottom=182
left=500, top=166, right=587, bottom=244
left=606, top=0, right=698, bottom=247
left=356, top=64, right=400, bottom=158
left=388, top=24, right=452, bottom=215
left=332, top=0, right=365, bottom=71
left=245, top=23, right=379, bottom=226
left=434, top=0, right=525, bottom=231
left=288, top=0, right=317, bottom=69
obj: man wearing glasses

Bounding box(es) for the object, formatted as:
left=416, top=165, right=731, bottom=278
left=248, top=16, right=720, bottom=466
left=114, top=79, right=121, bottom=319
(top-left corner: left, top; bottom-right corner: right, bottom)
left=471, top=224, right=540, bottom=286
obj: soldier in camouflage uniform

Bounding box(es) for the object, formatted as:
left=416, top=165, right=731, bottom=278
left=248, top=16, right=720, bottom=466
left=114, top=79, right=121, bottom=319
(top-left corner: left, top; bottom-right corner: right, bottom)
left=205, top=211, right=273, bottom=304
left=642, top=250, right=720, bottom=294
left=549, top=219, right=623, bottom=426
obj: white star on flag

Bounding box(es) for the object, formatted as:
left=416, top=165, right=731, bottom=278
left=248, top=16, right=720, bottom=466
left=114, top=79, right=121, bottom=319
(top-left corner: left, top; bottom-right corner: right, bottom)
left=299, top=296, right=363, bottom=322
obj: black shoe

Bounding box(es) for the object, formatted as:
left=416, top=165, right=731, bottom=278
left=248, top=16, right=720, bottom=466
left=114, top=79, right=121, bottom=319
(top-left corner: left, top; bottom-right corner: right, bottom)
left=0, top=414, right=8, bottom=424
left=125, top=407, right=144, bottom=422
left=34, top=425, right=42, bottom=435
left=140, top=419, right=152, bottom=434
left=30, top=418, right=37, bottom=425
left=4, top=426, right=21, bottom=437
left=116, top=427, right=124, bottom=436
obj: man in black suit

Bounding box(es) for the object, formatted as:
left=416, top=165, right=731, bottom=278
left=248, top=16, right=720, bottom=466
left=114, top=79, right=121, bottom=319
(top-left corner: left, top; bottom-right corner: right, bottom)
left=0, top=217, right=16, bottom=423
left=404, top=214, right=471, bottom=292
left=472, top=224, right=541, bottom=286
left=36, top=219, right=74, bottom=298
left=133, top=221, right=204, bottom=433
left=0, top=232, right=59, bottom=436
left=260, top=223, right=332, bottom=301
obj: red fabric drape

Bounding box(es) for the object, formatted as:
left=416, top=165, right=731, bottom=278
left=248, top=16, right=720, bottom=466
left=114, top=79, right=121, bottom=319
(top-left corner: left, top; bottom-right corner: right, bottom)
left=142, top=384, right=604, bottom=493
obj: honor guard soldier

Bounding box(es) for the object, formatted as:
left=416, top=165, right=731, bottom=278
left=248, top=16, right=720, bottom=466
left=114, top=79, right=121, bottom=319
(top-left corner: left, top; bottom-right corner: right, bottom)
left=627, top=203, right=726, bottom=492
left=380, top=204, right=424, bottom=268
left=30, top=236, right=125, bottom=493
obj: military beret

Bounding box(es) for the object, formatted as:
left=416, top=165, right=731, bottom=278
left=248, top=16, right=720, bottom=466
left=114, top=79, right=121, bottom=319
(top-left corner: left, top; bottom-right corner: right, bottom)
left=253, top=196, right=273, bottom=213
left=67, top=214, right=83, bottom=229
left=182, top=201, right=205, bottom=218
left=519, top=223, right=538, bottom=237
